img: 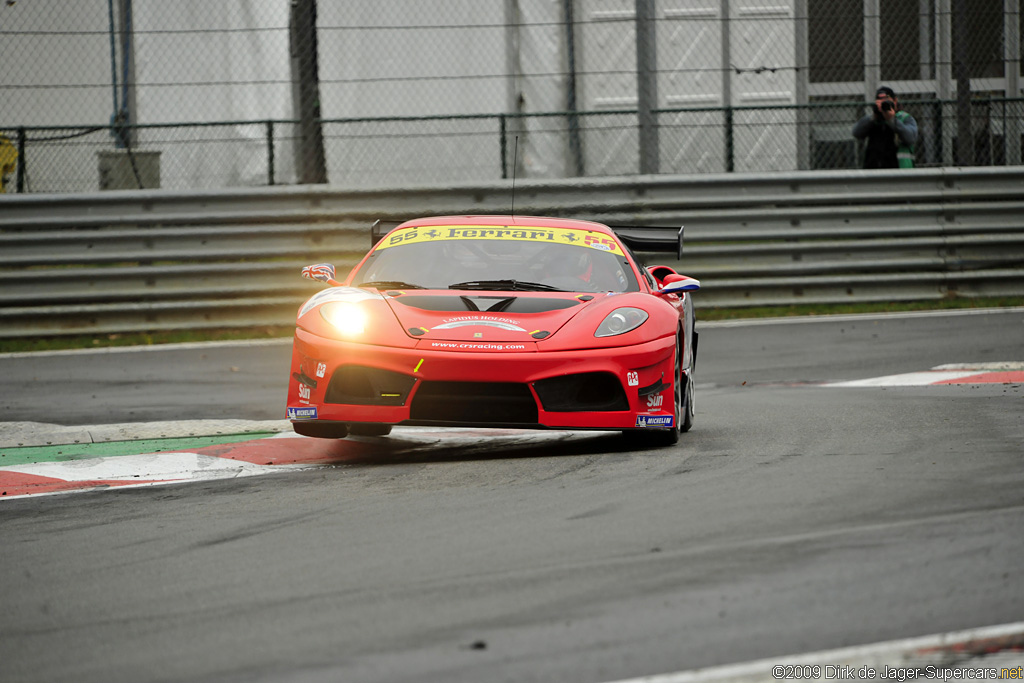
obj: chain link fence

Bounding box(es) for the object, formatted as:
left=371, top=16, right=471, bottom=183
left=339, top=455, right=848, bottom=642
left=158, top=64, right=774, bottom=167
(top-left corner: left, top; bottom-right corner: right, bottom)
left=2, top=0, right=1021, bottom=194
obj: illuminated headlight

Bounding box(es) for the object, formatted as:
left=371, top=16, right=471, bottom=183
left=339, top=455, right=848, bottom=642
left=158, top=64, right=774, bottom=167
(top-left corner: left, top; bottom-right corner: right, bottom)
left=595, top=307, right=648, bottom=337
left=320, top=302, right=366, bottom=335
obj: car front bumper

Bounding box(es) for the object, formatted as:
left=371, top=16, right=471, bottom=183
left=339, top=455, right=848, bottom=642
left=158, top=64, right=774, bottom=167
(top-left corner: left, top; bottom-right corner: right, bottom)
left=286, top=327, right=680, bottom=431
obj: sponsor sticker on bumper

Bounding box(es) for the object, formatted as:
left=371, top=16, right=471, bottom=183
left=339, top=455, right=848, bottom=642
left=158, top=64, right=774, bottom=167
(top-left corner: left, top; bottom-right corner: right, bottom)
left=287, top=406, right=318, bottom=420
left=636, top=414, right=673, bottom=428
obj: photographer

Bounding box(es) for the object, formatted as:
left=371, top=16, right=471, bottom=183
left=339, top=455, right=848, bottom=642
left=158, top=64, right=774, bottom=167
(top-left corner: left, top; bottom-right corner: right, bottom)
left=852, top=86, right=918, bottom=168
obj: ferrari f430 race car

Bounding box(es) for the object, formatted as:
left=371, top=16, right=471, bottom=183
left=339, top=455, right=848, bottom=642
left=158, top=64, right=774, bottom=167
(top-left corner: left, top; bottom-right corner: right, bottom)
left=286, top=215, right=699, bottom=446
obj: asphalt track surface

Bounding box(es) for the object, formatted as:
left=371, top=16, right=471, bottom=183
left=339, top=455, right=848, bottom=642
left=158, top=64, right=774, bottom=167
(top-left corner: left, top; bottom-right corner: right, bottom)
left=1, top=309, right=1022, bottom=683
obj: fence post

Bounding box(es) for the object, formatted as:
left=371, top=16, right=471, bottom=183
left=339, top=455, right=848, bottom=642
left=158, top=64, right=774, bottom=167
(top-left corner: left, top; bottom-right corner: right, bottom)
left=267, top=120, right=275, bottom=186
left=500, top=114, right=508, bottom=179
left=953, top=0, right=973, bottom=165
left=725, top=108, right=734, bottom=172
left=1004, top=0, right=1021, bottom=166
left=16, top=127, right=26, bottom=193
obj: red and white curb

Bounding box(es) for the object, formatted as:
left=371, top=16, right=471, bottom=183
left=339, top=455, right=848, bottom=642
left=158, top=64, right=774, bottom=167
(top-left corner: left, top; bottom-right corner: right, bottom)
left=826, top=362, right=1024, bottom=387
left=603, top=621, right=1024, bottom=683
left=0, top=423, right=595, bottom=500
left=0, top=432, right=320, bottom=500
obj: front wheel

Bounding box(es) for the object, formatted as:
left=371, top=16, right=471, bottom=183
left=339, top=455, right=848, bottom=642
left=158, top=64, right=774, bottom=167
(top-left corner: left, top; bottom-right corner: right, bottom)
left=632, top=334, right=683, bottom=447
left=679, top=330, right=696, bottom=433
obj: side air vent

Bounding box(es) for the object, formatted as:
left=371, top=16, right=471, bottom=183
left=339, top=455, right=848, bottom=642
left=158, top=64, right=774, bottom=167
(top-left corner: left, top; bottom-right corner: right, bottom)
left=533, top=372, right=629, bottom=412
left=325, top=366, right=416, bottom=406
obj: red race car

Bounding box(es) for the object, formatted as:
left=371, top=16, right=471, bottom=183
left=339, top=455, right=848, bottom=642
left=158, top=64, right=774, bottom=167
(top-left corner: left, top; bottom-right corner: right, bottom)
left=286, top=215, right=699, bottom=445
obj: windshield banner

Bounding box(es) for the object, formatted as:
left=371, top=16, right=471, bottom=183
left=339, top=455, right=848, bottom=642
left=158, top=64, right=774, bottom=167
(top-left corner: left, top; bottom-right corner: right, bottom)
left=376, top=225, right=624, bottom=255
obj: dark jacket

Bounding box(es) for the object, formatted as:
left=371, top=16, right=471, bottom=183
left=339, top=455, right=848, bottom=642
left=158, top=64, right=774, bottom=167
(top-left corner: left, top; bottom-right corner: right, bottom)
left=853, top=109, right=918, bottom=168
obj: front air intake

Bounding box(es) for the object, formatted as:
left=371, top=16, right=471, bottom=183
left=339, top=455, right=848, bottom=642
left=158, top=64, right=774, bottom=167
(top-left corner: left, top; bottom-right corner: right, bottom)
left=410, top=381, right=538, bottom=424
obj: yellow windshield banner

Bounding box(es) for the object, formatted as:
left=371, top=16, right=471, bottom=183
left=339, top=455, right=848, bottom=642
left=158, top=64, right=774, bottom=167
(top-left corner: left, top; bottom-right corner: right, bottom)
left=376, top=225, right=624, bottom=255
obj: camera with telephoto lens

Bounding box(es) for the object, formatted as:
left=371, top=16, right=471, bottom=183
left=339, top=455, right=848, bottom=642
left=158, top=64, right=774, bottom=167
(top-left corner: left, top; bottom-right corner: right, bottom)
left=881, top=101, right=894, bottom=112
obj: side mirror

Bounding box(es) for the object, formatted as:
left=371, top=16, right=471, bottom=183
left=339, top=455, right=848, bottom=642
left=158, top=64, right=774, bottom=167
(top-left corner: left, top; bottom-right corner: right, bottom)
left=656, top=275, right=700, bottom=296
left=301, top=263, right=339, bottom=285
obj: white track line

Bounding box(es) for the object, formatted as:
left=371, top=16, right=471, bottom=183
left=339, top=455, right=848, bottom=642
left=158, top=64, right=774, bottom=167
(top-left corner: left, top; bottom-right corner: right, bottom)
left=826, top=370, right=982, bottom=387
left=825, top=362, right=1024, bottom=387
left=604, top=621, right=1024, bottom=683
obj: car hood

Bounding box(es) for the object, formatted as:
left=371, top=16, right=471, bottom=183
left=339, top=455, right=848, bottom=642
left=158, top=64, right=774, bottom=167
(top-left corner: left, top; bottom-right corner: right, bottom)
left=383, top=291, right=593, bottom=342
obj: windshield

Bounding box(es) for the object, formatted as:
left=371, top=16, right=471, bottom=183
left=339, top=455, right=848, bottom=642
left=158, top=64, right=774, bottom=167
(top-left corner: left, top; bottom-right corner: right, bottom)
left=356, top=225, right=640, bottom=293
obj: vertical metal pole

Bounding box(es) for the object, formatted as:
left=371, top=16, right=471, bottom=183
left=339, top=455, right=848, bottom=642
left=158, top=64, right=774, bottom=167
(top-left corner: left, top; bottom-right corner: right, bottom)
left=267, top=120, right=276, bottom=186
left=721, top=0, right=733, bottom=171
left=505, top=0, right=525, bottom=181
left=936, top=0, right=953, bottom=165
left=794, top=0, right=810, bottom=170
left=919, top=0, right=933, bottom=80
left=106, top=0, right=120, bottom=125
left=1005, top=0, right=1021, bottom=165
left=120, top=0, right=138, bottom=148
left=290, top=0, right=327, bottom=184
left=953, top=0, right=973, bottom=165
left=107, top=0, right=137, bottom=149
left=636, top=0, right=659, bottom=175
left=863, top=0, right=880, bottom=102
left=16, top=127, right=26, bottom=193
left=563, top=0, right=584, bottom=176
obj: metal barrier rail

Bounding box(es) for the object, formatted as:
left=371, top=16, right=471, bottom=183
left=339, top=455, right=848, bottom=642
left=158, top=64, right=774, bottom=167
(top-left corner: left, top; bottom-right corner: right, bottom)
left=1, top=167, right=1023, bottom=338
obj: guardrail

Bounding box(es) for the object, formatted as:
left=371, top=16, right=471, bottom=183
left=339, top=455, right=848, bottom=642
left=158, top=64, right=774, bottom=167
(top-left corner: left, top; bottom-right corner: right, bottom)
left=2, top=167, right=1023, bottom=338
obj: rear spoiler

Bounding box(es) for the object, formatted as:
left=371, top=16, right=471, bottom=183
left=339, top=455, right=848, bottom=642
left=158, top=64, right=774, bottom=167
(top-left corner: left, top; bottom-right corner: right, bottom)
left=612, top=225, right=685, bottom=261
left=370, top=219, right=404, bottom=249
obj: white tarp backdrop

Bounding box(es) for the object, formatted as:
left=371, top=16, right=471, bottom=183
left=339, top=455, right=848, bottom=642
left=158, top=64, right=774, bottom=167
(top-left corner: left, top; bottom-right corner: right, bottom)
left=1, top=0, right=1020, bottom=192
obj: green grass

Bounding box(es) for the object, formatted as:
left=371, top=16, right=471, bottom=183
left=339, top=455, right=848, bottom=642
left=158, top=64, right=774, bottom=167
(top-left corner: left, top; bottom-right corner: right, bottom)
left=1, top=297, right=1022, bottom=354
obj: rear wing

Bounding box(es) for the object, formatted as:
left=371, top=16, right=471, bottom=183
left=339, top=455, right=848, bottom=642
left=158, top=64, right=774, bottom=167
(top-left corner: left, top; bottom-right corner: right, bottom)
left=612, top=225, right=685, bottom=261
left=370, top=219, right=404, bottom=249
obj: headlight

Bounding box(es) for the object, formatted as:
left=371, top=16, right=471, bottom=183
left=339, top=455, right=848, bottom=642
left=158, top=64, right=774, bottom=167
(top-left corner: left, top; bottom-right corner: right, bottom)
left=595, top=307, right=648, bottom=337
left=320, top=302, right=366, bottom=336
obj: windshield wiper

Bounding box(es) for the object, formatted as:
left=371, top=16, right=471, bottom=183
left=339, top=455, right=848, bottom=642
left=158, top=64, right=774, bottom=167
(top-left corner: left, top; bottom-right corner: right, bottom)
left=357, top=280, right=425, bottom=290
left=448, top=279, right=565, bottom=292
